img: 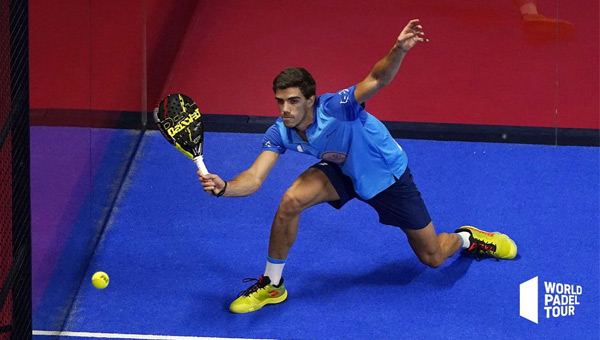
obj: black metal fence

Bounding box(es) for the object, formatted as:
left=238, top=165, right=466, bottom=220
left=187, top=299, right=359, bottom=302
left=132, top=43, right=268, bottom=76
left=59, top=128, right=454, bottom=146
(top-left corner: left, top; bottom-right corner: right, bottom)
left=0, top=0, right=32, bottom=339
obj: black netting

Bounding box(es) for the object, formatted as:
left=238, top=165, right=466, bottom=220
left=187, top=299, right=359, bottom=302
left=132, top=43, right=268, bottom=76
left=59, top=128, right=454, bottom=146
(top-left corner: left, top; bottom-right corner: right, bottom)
left=0, top=0, right=31, bottom=339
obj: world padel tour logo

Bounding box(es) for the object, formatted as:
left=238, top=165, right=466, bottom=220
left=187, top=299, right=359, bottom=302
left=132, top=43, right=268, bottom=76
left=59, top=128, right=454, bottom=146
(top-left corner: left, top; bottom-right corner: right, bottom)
left=520, top=276, right=583, bottom=324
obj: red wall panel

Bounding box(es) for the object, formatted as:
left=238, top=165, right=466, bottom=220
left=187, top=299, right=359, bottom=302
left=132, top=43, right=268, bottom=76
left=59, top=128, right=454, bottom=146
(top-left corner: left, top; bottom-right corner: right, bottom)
left=30, top=0, right=599, bottom=129
left=29, top=0, right=196, bottom=112
left=30, top=0, right=90, bottom=110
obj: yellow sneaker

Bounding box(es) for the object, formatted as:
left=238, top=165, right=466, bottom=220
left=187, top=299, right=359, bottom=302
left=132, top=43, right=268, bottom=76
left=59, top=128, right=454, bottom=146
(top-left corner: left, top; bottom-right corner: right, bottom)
left=455, top=226, right=517, bottom=260
left=229, top=276, right=287, bottom=314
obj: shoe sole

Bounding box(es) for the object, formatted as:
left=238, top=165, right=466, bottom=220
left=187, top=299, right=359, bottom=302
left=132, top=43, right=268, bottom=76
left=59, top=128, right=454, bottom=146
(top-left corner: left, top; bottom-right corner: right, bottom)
left=230, top=290, right=288, bottom=314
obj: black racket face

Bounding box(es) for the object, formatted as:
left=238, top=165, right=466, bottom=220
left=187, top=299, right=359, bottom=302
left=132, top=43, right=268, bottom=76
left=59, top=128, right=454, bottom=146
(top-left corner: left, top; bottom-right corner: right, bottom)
left=153, top=94, right=204, bottom=157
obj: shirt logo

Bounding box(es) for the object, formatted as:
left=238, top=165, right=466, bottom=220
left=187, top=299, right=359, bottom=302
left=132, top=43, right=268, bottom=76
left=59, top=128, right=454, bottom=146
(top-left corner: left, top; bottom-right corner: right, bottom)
left=321, top=151, right=347, bottom=164
left=297, top=144, right=304, bottom=152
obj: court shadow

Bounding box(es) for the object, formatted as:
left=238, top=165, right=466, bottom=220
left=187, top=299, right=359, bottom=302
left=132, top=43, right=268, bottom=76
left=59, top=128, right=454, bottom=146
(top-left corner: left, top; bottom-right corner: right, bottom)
left=429, top=253, right=473, bottom=288
left=294, top=254, right=480, bottom=300
left=292, top=258, right=426, bottom=300
left=353, top=259, right=427, bottom=286
left=351, top=253, right=474, bottom=288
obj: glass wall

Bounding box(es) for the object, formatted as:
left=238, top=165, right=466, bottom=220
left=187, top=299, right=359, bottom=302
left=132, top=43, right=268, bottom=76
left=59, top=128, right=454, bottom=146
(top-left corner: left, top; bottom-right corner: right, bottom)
left=29, top=0, right=148, bottom=330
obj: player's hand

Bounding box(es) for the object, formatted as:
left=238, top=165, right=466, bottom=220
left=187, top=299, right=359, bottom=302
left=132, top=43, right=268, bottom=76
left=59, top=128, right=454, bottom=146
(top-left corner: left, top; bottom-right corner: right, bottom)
left=198, top=172, right=226, bottom=196
left=397, top=19, right=428, bottom=52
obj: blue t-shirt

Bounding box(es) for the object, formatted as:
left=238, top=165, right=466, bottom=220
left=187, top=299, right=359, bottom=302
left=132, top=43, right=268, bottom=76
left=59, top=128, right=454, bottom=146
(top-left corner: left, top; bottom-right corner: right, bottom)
left=262, top=85, right=408, bottom=200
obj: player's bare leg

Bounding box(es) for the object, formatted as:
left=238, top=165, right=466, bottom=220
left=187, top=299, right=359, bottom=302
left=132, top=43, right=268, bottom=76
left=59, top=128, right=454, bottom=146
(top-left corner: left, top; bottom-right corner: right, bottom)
left=405, top=222, right=518, bottom=268
left=268, top=167, right=340, bottom=260
left=404, top=222, right=462, bottom=268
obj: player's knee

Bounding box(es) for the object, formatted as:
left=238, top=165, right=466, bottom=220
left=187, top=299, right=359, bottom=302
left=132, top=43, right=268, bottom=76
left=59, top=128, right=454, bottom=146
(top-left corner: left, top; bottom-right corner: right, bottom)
left=417, top=252, right=444, bottom=268
left=278, top=192, right=304, bottom=216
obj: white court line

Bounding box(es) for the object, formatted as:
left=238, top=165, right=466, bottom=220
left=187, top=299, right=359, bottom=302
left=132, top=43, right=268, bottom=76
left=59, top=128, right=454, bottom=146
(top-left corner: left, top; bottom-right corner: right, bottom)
left=33, top=330, right=278, bottom=340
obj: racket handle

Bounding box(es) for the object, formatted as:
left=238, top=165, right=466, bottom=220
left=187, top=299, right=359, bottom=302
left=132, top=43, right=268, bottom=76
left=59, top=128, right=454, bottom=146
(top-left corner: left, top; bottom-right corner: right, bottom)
left=193, top=156, right=209, bottom=175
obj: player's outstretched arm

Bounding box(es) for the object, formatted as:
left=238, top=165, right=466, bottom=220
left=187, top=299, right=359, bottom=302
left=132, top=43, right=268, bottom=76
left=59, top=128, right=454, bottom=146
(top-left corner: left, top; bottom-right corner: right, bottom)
left=354, top=19, right=428, bottom=104
left=198, top=151, right=280, bottom=197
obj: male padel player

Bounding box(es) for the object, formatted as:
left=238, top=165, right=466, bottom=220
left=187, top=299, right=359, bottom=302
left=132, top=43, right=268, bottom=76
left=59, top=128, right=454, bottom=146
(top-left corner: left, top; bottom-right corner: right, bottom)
left=199, top=19, right=517, bottom=314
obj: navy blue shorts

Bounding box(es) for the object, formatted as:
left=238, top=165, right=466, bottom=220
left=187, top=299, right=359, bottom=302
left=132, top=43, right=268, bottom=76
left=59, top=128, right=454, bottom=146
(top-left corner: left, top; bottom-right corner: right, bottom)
left=310, top=162, right=432, bottom=230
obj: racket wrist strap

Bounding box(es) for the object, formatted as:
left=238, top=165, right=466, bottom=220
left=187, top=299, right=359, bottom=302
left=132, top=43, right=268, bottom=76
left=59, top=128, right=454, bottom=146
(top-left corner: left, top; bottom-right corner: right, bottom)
left=215, top=181, right=227, bottom=197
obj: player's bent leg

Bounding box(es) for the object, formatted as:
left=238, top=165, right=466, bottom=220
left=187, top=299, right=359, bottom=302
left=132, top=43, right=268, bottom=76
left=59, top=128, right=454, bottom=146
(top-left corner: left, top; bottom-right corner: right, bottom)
left=279, top=167, right=340, bottom=215
left=403, top=222, right=462, bottom=268
left=268, top=167, right=340, bottom=259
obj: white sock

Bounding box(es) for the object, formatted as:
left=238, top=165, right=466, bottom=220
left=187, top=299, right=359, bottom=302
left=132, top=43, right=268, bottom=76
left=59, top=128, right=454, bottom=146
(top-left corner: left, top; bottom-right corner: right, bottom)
left=457, top=231, right=471, bottom=249
left=264, top=257, right=286, bottom=286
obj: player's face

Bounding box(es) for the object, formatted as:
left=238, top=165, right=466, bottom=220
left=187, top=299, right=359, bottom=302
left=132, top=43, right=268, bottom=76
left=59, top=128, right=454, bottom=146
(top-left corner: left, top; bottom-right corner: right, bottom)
left=275, top=87, right=315, bottom=130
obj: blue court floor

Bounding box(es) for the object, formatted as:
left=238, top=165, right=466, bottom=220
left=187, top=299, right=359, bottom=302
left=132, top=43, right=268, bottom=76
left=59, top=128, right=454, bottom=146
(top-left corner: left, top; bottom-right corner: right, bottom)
left=32, top=129, right=599, bottom=340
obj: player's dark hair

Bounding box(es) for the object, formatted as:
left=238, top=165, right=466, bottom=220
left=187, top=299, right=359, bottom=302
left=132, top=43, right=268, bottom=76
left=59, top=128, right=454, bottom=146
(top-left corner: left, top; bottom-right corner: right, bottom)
left=272, top=67, right=316, bottom=99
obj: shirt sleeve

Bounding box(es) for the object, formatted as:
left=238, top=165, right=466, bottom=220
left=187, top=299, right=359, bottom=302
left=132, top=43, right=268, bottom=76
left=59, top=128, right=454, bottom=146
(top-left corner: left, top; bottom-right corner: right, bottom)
left=320, top=85, right=363, bottom=121
left=261, top=122, right=287, bottom=154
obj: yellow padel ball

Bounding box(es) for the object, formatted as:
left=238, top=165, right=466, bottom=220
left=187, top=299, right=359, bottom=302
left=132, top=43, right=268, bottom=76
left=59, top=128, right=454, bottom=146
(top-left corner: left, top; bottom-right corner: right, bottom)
left=92, top=271, right=109, bottom=289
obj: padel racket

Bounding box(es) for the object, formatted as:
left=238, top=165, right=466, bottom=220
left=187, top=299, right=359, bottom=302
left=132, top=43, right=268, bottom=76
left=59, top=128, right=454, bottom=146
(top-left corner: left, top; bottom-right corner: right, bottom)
left=153, top=93, right=209, bottom=175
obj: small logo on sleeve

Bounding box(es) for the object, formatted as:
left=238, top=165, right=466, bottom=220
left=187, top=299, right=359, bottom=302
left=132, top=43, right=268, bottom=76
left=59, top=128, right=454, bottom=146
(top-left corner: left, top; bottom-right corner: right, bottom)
left=338, top=89, right=350, bottom=104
